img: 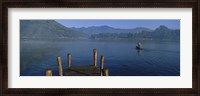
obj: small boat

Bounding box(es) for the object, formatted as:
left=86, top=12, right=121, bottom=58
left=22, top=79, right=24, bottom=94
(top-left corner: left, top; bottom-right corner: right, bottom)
left=136, top=46, right=142, bottom=50
left=136, top=42, right=142, bottom=50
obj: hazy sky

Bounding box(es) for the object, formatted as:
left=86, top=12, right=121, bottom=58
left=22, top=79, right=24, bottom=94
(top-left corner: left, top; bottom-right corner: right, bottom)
left=56, top=20, right=180, bottom=30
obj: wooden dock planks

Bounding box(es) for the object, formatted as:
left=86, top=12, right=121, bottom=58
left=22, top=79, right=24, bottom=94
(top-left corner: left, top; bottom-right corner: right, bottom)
left=64, top=66, right=100, bottom=76
left=45, top=48, right=109, bottom=76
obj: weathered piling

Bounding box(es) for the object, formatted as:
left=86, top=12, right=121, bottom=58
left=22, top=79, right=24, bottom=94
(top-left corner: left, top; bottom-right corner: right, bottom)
left=100, top=56, right=104, bottom=76
left=103, top=68, right=109, bottom=76
left=46, top=48, right=109, bottom=76
left=46, top=69, right=52, bottom=76
left=93, top=48, right=97, bottom=67
left=67, top=53, right=71, bottom=68
left=57, top=56, right=63, bottom=76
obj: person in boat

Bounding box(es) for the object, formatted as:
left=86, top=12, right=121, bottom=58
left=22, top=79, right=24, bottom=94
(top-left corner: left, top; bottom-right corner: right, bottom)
left=136, top=42, right=142, bottom=49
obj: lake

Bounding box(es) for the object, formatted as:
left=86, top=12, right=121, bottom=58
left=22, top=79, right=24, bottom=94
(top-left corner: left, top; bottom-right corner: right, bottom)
left=20, top=39, right=180, bottom=76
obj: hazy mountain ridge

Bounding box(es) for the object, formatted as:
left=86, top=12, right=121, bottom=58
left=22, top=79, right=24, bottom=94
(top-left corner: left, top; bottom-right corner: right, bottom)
left=91, top=25, right=180, bottom=40
left=20, top=20, right=89, bottom=40
left=20, top=20, right=179, bottom=41
left=71, top=25, right=153, bottom=35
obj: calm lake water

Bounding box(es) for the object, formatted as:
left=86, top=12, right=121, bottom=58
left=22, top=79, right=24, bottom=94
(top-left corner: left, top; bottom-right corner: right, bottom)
left=20, top=39, right=180, bottom=76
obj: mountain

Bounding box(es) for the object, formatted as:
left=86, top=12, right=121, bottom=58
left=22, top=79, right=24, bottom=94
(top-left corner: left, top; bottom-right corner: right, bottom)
left=20, top=20, right=88, bottom=40
left=91, top=25, right=180, bottom=40
left=146, top=25, right=180, bottom=40
left=20, top=21, right=179, bottom=41
left=71, top=26, right=153, bottom=35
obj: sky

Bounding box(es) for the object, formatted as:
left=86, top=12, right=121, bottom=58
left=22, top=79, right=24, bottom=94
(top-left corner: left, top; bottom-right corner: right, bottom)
left=56, top=20, right=180, bottom=30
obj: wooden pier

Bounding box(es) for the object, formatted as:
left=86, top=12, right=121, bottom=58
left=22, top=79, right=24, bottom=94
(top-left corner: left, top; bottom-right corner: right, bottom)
left=45, top=48, right=109, bottom=76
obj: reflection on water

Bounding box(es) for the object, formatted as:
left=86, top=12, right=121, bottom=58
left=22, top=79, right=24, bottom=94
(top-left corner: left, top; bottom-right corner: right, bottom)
left=137, top=50, right=141, bottom=56
left=20, top=39, right=180, bottom=76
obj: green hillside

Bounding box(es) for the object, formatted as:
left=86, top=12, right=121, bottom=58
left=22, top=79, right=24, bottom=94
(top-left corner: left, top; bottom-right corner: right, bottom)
left=20, top=20, right=88, bottom=40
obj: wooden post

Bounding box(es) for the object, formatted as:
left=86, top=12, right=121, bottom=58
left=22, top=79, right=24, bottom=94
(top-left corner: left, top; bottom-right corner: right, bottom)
left=93, top=48, right=97, bottom=67
left=57, top=56, right=63, bottom=76
left=67, top=53, right=71, bottom=68
left=46, top=69, right=52, bottom=76
left=103, top=68, right=109, bottom=76
left=100, top=56, right=104, bottom=76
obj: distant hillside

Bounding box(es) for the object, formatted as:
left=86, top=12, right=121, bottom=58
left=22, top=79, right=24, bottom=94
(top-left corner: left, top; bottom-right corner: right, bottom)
left=71, top=25, right=153, bottom=35
left=20, top=21, right=179, bottom=41
left=91, top=25, right=180, bottom=40
left=20, top=20, right=88, bottom=40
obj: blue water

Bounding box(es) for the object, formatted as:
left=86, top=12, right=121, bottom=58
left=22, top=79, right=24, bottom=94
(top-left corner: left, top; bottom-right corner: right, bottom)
left=20, top=40, right=180, bottom=76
